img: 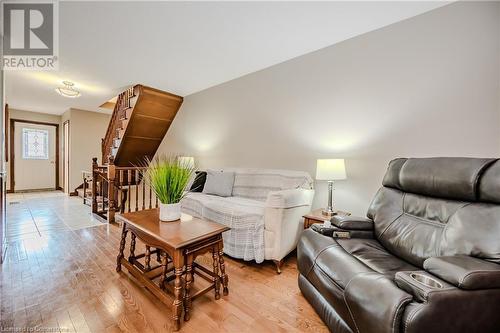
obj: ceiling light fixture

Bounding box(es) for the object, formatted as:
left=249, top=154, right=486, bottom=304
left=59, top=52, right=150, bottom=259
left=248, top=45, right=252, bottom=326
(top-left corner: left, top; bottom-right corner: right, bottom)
left=55, top=81, right=81, bottom=98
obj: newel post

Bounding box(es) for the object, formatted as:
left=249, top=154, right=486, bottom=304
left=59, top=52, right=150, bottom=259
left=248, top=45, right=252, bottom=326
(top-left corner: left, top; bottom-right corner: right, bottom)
left=107, top=156, right=116, bottom=224
left=91, top=157, right=98, bottom=214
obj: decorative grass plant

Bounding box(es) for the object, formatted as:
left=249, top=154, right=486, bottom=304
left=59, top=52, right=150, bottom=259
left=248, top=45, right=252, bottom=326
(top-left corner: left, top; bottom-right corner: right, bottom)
left=141, top=155, right=195, bottom=204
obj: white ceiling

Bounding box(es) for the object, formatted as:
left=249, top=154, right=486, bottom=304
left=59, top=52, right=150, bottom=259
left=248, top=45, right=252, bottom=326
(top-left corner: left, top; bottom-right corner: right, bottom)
left=5, top=1, right=450, bottom=115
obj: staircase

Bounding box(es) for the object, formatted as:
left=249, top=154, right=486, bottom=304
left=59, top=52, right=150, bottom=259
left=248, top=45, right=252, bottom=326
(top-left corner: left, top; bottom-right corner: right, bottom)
left=101, top=84, right=183, bottom=166
left=92, top=84, right=183, bottom=223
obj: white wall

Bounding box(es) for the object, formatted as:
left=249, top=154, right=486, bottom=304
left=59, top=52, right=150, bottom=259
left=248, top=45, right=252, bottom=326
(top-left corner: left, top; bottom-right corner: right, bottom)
left=157, top=2, right=500, bottom=215
left=62, top=108, right=110, bottom=191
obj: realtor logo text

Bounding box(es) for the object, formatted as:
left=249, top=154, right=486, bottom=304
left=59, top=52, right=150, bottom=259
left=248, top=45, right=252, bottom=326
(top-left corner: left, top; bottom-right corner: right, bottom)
left=2, top=1, right=59, bottom=70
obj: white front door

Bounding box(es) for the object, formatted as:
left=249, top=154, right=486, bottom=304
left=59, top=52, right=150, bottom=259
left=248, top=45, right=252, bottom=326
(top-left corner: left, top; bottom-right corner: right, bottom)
left=14, top=122, right=56, bottom=191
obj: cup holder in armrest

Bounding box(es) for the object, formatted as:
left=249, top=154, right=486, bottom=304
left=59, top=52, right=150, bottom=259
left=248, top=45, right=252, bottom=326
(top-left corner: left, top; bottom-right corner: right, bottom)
left=410, top=273, right=444, bottom=289
left=395, top=271, right=453, bottom=302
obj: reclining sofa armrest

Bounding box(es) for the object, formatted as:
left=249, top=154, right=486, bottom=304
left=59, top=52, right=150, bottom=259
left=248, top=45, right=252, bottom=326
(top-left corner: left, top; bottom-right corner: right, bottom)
left=395, top=271, right=455, bottom=302
left=311, top=215, right=374, bottom=239
left=344, top=272, right=412, bottom=333
left=265, top=188, right=314, bottom=209
left=310, top=224, right=374, bottom=239
left=331, top=215, right=374, bottom=231
left=423, top=255, right=500, bottom=290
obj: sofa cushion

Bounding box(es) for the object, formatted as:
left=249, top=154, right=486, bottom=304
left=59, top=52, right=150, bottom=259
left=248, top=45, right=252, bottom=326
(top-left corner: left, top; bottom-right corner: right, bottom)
left=479, top=160, right=500, bottom=204
left=314, top=241, right=373, bottom=289
left=297, top=228, right=341, bottom=276
left=223, top=168, right=313, bottom=201
left=382, top=158, right=407, bottom=190
left=337, top=238, right=418, bottom=278
left=423, top=255, right=500, bottom=290
left=181, top=192, right=266, bottom=262
left=189, top=171, right=207, bottom=192
left=368, top=186, right=500, bottom=267
left=382, top=157, right=497, bottom=201
left=298, top=230, right=418, bottom=290
left=202, top=170, right=235, bottom=197
left=298, top=230, right=372, bottom=289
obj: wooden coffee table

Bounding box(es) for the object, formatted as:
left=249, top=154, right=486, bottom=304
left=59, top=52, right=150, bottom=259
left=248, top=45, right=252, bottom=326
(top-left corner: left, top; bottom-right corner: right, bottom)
left=115, top=209, right=230, bottom=331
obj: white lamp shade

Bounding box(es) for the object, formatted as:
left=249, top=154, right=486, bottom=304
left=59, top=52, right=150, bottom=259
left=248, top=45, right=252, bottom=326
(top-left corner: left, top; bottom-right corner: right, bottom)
left=316, top=159, right=347, bottom=180
left=178, top=156, right=195, bottom=169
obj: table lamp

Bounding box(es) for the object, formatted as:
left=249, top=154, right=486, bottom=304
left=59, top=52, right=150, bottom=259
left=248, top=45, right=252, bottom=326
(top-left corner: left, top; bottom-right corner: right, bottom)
left=316, top=159, right=347, bottom=216
left=178, top=156, right=195, bottom=169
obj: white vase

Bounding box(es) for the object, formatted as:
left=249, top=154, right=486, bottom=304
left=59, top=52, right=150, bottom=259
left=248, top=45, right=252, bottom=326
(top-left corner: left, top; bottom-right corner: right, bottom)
left=159, top=202, right=181, bottom=222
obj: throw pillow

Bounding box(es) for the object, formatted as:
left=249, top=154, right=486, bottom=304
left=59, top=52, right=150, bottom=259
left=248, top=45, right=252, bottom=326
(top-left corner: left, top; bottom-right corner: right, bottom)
left=190, top=171, right=207, bottom=192
left=202, top=170, right=235, bottom=197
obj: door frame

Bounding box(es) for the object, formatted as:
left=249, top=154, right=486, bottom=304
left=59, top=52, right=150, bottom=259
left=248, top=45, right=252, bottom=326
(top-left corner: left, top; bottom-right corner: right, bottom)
left=9, top=119, right=60, bottom=193
left=62, top=120, right=70, bottom=193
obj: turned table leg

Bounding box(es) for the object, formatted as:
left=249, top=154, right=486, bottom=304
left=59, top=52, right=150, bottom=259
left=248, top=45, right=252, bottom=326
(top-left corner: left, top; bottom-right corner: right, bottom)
left=145, top=246, right=151, bottom=271
left=128, top=233, right=136, bottom=263
left=172, top=254, right=184, bottom=331
left=116, top=223, right=128, bottom=272
left=159, top=253, right=168, bottom=290
left=184, top=253, right=194, bottom=321
left=219, top=246, right=229, bottom=296
left=212, top=249, right=221, bottom=300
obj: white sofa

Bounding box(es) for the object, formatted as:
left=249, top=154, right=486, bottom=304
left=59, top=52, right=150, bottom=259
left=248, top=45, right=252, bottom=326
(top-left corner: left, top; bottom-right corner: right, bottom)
left=181, top=168, right=314, bottom=273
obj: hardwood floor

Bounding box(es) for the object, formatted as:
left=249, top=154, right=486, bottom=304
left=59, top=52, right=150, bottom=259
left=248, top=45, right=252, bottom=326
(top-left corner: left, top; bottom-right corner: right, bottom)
left=1, top=192, right=327, bottom=332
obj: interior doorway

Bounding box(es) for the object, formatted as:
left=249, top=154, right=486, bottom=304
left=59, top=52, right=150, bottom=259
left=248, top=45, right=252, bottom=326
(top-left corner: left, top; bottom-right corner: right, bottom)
left=10, top=119, right=59, bottom=192
left=63, top=120, right=70, bottom=193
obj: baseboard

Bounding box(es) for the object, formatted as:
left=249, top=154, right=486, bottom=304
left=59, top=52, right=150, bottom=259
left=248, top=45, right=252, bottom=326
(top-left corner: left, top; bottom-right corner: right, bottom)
left=7, top=188, right=62, bottom=194
left=12, top=188, right=57, bottom=193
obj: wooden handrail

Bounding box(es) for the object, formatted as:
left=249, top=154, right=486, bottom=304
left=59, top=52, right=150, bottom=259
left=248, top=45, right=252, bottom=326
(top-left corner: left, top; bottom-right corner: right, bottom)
left=101, top=86, right=138, bottom=164
left=115, top=166, right=147, bottom=171
left=101, top=93, right=123, bottom=164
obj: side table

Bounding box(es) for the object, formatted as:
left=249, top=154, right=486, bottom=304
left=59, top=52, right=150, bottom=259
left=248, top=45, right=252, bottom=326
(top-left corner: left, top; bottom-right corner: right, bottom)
left=303, top=208, right=351, bottom=229
left=115, top=210, right=230, bottom=331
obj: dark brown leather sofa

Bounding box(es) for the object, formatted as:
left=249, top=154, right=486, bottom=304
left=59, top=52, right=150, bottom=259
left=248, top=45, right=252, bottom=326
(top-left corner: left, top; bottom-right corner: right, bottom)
left=297, top=157, right=500, bottom=333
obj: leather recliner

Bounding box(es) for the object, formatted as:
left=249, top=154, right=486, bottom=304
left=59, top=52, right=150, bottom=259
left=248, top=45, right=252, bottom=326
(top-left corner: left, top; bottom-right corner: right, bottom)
left=297, top=157, right=500, bottom=333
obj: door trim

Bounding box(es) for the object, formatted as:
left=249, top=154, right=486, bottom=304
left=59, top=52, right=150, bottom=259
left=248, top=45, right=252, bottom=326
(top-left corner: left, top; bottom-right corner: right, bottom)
left=62, top=120, right=69, bottom=193
left=9, top=119, right=60, bottom=193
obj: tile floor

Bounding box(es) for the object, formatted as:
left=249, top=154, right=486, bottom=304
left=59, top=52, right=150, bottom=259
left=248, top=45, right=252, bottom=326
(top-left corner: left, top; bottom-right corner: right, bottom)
left=6, top=191, right=105, bottom=242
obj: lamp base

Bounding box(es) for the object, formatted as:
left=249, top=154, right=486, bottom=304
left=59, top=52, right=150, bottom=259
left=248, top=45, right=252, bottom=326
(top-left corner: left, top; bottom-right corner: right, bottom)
left=322, top=208, right=337, bottom=217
